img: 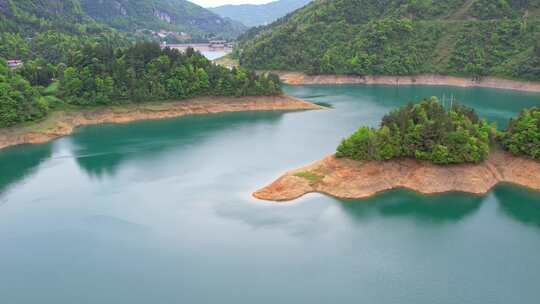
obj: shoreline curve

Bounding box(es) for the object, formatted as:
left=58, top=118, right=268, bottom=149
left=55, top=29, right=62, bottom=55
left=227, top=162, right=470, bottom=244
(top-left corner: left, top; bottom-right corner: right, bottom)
left=253, top=150, right=540, bottom=202
left=0, top=95, right=324, bottom=151
left=275, top=72, right=540, bottom=93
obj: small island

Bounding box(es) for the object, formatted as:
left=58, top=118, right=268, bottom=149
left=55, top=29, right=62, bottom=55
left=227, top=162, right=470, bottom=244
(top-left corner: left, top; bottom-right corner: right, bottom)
left=254, top=98, right=540, bottom=201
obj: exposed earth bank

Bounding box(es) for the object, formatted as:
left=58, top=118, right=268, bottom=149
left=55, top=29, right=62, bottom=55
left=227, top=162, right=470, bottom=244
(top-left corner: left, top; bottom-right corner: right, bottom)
left=253, top=150, right=540, bottom=201
left=276, top=72, right=540, bottom=93
left=0, top=95, right=323, bottom=150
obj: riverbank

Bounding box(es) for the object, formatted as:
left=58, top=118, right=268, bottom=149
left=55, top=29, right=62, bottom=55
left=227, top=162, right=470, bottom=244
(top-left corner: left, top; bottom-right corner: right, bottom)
left=0, top=95, right=323, bottom=151
left=275, top=72, right=540, bottom=93
left=253, top=150, right=540, bottom=201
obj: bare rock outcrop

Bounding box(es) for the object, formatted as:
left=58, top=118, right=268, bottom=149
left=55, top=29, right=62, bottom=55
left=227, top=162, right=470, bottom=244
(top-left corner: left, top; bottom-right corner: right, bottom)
left=275, top=72, right=540, bottom=93
left=253, top=150, right=540, bottom=201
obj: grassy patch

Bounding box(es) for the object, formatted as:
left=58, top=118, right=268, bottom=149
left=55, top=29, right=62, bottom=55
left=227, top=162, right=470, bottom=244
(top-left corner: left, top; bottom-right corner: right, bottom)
left=213, top=54, right=239, bottom=68
left=294, top=171, right=324, bottom=184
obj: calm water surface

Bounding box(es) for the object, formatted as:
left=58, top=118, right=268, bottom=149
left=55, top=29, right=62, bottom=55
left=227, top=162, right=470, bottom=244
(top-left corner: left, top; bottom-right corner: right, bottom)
left=1, top=85, right=540, bottom=303
left=202, top=50, right=231, bottom=60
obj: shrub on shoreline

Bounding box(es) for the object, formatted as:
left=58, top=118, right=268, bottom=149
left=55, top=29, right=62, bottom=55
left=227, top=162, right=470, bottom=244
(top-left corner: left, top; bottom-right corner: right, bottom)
left=499, top=107, right=540, bottom=160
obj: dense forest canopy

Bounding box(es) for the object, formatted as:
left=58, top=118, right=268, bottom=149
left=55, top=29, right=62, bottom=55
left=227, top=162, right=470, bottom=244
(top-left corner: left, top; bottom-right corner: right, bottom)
left=59, top=42, right=281, bottom=105
left=499, top=107, right=540, bottom=159
left=0, top=42, right=282, bottom=128
left=0, top=59, right=48, bottom=128
left=0, top=0, right=245, bottom=43
left=336, top=98, right=493, bottom=164
left=0, top=1, right=280, bottom=129
left=238, top=0, right=540, bottom=80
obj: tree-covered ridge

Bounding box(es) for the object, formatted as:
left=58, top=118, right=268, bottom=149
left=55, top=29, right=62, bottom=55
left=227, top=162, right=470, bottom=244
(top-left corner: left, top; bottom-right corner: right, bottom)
left=0, top=0, right=133, bottom=64
left=336, top=98, right=492, bottom=164
left=0, top=0, right=245, bottom=43
left=499, top=107, right=540, bottom=159
left=238, top=0, right=540, bottom=80
left=79, top=0, right=246, bottom=41
left=60, top=43, right=281, bottom=105
left=0, top=43, right=282, bottom=128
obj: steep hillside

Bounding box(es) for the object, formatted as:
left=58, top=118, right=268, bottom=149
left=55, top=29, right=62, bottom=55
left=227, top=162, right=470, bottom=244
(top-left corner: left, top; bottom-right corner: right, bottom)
left=0, top=0, right=94, bottom=33
left=80, top=0, right=246, bottom=41
left=238, top=0, right=540, bottom=80
left=210, top=0, right=311, bottom=27
left=0, top=0, right=129, bottom=62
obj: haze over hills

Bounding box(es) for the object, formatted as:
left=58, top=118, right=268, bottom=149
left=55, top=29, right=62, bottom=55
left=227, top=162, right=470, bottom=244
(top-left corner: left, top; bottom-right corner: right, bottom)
left=210, top=0, right=311, bottom=27
left=238, top=0, right=540, bottom=81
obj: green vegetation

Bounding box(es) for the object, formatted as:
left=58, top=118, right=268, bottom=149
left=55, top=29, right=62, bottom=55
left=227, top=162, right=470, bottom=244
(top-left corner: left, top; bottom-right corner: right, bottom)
left=0, top=0, right=244, bottom=44
left=499, top=107, right=540, bottom=159
left=336, top=97, right=492, bottom=164
left=294, top=171, right=324, bottom=184
left=59, top=42, right=281, bottom=105
left=0, top=42, right=282, bottom=128
left=0, top=1, right=275, bottom=129
left=79, top=0, right=246, bottom=41
left=238, top=0, right=540, bottom=80
left=0, top=59, right=48, bottom=127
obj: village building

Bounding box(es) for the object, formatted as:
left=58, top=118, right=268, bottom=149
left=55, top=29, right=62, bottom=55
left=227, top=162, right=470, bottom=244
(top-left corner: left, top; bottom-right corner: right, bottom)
left=7, top=60, right=23, bottom=69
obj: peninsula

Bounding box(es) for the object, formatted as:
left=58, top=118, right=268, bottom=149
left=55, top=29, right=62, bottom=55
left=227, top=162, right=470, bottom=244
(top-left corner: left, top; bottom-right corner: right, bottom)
left=253, top=150, right=540, bottom=201
left=0, top=95, right=323, bottom=151
left=254, top=98, right=540, bottom=202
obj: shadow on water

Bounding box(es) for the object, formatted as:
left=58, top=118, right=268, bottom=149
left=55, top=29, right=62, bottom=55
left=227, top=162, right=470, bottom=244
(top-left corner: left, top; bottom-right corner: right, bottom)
left=70, top=111, right=285, bottom=179
left=336, top=189, right=484, bottom=224
left=0, top=143, right=53, bottom=198
left=494, top=184, right=540, bottom=228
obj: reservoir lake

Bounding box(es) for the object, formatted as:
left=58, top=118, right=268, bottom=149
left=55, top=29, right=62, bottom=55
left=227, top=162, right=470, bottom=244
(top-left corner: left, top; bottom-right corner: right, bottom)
left=1, top=84, right=540, bottom=303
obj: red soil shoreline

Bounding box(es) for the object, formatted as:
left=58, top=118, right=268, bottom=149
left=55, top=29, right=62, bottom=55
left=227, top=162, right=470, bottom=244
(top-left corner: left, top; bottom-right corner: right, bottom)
left=253, top=150, right=540, bottom=202
left=276, top=72, right=540, bottom=93
left=0, top=95, right=324, bottom=151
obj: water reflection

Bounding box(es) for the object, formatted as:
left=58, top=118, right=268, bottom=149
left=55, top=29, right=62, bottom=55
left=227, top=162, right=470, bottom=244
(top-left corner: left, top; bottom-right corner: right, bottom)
left=494, top=184, right=540, bottom=228
left=0, top=143, right=53, bottom=197
left=70, top=112, right=285, bottom=179
left=336, top=189, right=483, bottom=224
left=285, top=84, right=540, bottom=128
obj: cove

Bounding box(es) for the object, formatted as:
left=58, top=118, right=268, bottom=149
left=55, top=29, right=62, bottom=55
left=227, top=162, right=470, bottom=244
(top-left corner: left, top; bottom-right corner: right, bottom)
left=1, top=84, right=540, bottom=304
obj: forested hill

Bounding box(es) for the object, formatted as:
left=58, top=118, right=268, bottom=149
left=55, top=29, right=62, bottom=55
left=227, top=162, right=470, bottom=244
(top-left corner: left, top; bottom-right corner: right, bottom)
left=0, top=0, right=246, bottom=43
left=80, top=0, right=246, bottom=41
left=0, top=0, right=131, bottom=63
left=238, top=0, right=540, bottom=81
left=210, top=0, right=311, bottom=27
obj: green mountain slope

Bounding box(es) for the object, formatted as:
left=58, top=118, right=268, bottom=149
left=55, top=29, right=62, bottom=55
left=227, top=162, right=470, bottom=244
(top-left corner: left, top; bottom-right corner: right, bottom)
left=0, top=0, right=130, bottom=62
left=238, top=0, right=540, bottom=80
left=80, top=0, right=246, bottom=41
left=210, top=0, right=311, bottom=27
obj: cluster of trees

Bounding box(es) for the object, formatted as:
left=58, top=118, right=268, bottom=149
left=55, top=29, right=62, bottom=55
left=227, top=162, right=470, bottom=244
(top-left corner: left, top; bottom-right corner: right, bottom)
left=0, top=0, right=244, bottom=43
left=0, top=42, right=281, bottom=128
left=499, top=107, right=540, bottom=160
left=0, top=60, right=49, bottom=127
left=336, top=98, right=492, bottom=164
left=238, top=0, right=540, bottom=80
left=59, top=43, right=281, bottom=105
left=0, top=0, right=278, bottom=129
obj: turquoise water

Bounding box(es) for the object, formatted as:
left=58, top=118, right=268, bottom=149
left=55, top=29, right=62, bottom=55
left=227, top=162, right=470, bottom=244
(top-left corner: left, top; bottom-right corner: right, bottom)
left=1, top=85, right=540, bottom=303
